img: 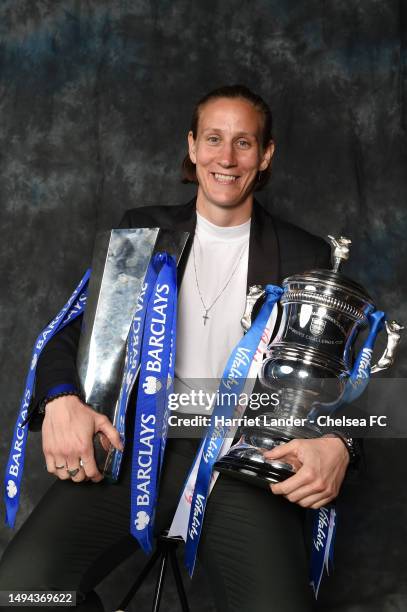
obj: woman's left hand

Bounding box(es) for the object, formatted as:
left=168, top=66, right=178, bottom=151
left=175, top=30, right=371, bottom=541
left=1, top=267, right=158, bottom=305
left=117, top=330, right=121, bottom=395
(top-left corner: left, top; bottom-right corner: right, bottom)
left=264, top=437, right=350, bottom=509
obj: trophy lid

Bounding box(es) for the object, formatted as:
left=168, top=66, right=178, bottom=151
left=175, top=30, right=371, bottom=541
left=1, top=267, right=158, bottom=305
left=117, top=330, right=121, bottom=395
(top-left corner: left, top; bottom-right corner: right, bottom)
left=282, top=235, right=375, bottom=318
left=285, top=269, right=373, bottom=304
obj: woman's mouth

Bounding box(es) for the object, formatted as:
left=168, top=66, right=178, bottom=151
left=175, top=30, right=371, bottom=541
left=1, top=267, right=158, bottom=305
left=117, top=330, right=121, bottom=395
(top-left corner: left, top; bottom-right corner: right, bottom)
left=211, top=172, right=239, bottom=184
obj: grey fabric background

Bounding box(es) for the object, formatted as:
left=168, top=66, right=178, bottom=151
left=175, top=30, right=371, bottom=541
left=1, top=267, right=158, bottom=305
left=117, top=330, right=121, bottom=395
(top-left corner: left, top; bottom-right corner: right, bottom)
left=0, top=1, right=406, bottom=610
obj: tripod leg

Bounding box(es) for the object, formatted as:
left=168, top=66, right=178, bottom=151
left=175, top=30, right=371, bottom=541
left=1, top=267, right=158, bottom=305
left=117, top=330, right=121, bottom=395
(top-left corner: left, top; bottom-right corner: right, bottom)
left=169, top=548, right=190, bottom=612
left=151, top=549, right=169, bottom=612
left=117, top=548, right=161, bottom=610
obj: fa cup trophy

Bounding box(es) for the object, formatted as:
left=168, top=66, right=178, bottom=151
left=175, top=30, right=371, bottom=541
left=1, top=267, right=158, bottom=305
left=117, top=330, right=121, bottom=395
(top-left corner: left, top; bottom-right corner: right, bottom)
left=215, top=236, right=403, bottom=486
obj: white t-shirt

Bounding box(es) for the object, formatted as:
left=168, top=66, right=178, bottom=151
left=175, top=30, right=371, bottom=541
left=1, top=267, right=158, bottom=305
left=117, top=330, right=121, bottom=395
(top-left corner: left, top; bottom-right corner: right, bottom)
left=174, top=212, right=250, bottom=413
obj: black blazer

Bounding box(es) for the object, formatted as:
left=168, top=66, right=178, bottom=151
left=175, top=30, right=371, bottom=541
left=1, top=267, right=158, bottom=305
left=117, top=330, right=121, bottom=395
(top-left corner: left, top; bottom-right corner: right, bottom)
left=27, top=198, right=330, bottom=430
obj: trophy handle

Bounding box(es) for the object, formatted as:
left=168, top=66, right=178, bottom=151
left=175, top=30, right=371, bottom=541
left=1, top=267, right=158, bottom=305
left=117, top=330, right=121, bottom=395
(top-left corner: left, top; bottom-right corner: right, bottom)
left=241, top=285, right=265, bottom=332
left=370, top=320, right=404, bottom=374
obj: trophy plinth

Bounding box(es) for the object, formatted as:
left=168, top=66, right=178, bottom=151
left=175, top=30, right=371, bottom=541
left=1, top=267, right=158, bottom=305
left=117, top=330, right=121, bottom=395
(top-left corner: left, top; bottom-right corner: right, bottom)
left=215, top=236, right=403, bottom=485
left=215, top=416, right=320, bottom=487
left=214, top=427, right=296, bottom=488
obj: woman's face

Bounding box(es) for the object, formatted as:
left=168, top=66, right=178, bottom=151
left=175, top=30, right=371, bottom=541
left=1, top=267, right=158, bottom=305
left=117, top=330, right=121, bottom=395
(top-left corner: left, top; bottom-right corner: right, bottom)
left=188, top=97, right=274, bottom=211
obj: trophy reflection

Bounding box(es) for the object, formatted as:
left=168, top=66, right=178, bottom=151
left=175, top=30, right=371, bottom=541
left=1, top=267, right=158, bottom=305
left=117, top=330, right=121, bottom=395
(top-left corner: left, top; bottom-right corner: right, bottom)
left=215, top=236, right=403, bottom=486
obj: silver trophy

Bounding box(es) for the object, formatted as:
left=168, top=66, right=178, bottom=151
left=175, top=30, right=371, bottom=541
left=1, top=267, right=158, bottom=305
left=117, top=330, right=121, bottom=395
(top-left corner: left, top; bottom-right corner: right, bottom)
left=76, top=227, right=189, bottom=479
left=215, top=236, right=403, bottom=486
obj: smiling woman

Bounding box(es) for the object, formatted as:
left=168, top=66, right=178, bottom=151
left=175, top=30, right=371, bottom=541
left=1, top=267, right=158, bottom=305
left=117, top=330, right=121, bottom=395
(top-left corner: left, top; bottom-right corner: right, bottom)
left=0, top=84, right=348, bottom=612
left=187, top=97, right=274, bottom=225
left=182, top=85, right=274, bottom=217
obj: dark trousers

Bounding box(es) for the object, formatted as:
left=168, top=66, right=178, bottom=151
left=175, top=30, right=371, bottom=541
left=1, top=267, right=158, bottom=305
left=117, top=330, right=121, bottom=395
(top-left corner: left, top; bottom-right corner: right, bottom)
left=0, top=437, right=315, bottom=612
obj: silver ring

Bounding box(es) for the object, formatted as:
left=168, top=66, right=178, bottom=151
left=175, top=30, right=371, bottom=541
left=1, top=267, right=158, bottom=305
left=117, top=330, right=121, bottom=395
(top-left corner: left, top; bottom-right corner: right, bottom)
left=79, top=459, right=86, bottom=467
left=67, top=468, right=80, bottom=478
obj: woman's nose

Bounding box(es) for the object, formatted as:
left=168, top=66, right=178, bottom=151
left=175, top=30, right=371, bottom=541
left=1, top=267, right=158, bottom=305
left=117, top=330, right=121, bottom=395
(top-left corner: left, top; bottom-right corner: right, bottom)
left=217, top=142, right=237, bottom=167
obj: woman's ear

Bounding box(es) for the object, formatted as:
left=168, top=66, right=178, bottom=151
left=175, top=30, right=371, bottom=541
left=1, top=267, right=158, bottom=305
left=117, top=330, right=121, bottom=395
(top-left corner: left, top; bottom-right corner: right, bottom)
left=188, top=131, right=197, bottom=164
left=259, top=140, right=275, bottom=171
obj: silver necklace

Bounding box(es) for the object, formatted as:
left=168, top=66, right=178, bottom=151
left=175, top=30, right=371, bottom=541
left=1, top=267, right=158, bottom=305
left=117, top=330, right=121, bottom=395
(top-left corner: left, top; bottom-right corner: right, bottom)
left=192, top=236, right=248, bottom=326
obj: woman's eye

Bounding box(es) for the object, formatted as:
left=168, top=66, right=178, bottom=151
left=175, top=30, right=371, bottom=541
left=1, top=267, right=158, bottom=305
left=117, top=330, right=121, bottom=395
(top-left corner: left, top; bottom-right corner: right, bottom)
left=237, top=139, right=250, bottom=148
left=207, top=136, right=220, bottom=144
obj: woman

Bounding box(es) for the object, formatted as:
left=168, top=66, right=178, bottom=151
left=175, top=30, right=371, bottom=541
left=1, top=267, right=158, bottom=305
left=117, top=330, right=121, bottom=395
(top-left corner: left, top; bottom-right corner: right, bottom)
left=0, top=85, right=350, bottom=611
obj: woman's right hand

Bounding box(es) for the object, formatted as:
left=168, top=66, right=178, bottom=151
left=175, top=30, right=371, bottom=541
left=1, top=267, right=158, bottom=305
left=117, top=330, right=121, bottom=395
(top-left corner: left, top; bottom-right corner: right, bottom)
left=41, top=395, right=123, bottom=483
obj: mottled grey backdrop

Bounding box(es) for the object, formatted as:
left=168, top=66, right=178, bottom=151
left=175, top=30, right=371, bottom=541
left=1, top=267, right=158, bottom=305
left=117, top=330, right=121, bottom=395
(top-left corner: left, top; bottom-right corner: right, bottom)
left=1, top=1, right=406, bottom=611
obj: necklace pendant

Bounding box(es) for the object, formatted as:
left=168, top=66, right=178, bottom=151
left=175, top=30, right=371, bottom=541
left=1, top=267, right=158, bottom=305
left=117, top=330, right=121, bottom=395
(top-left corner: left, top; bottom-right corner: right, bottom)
left=203, top=311, right=209, bottom=326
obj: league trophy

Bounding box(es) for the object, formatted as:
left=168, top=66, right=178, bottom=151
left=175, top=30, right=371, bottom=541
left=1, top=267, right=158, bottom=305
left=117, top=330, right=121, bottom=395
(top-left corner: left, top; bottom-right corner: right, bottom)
left=215, top=236, right=403, bottom=486
left=76, top=227, right=189, bottom=479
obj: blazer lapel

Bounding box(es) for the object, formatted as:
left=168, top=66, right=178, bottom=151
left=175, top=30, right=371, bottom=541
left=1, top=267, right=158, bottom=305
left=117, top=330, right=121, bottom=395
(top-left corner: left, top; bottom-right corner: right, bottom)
left=247, top=200, right=280, bottom=289
left=174, top=197, right=197, bottom=288
left=170, top=197, right=197, bottom=234
left=173, top=197, right=281, bottom=290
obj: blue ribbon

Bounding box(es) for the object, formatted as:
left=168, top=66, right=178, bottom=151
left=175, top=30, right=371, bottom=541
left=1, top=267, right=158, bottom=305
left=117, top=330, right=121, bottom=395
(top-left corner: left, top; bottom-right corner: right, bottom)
left=184, top=285, right=283, bottom=575
left=4, top=270, right=91, bottom=528
left=308, top=310, right=385, bottom=596
left=308, top=310, right=386, bottom=420
left=310, top=505, right=337, bottom=597
left=341, top=310, right=385, bottom=403
left=158, top=278, right=177, bottom=475
left=130, top=253, right=177, bottom=553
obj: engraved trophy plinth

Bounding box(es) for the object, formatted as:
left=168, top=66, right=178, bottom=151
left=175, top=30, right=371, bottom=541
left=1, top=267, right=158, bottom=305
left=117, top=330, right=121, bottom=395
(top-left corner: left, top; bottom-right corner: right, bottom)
left=215, top=236, right=403, bottom=487
left=76, top=227, right=189, bottom=479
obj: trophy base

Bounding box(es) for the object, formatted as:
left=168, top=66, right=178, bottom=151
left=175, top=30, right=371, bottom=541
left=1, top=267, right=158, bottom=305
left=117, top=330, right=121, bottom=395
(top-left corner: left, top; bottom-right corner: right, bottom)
left=213, top=425, right=314, bottom=488
left=214, top=454, right=295, bottom=488
left=93, top=434, right=122, bottom=483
